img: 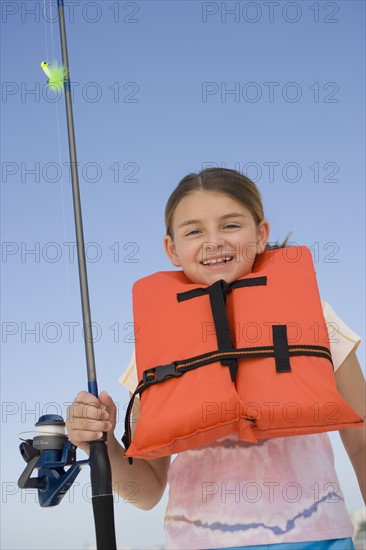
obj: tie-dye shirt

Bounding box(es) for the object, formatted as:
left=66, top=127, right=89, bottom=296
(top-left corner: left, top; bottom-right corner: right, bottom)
left=119, top=302, right=361, bottom=549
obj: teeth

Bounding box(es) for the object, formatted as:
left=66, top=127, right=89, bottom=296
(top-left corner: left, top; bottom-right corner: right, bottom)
left=202, top=257, right=233, bottom=265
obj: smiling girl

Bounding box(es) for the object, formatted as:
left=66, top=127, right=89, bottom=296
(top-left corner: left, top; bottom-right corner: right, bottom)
left=67, top=168, right=365, bottom=550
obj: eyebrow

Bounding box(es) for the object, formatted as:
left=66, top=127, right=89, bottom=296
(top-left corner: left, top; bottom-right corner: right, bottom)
left=177, top=212, right=247, bottom=229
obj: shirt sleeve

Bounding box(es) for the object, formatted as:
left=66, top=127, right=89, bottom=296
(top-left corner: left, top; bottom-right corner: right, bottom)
left=321, top=300, right=361, bottom=372
left=118, top=349, right=138, bottom=394
left=118, top=301, right=362, bottom=390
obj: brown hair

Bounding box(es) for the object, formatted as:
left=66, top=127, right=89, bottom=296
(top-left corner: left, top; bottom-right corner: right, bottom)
left=165, top=168, right=264, bottom=236
left=165, top=167, right=288, bottom=248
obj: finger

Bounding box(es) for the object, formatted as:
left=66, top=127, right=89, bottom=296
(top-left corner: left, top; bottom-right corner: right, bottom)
left=78, top=418, right=111, bottom=431
left=67, top=413, right=112, bottom=431
left=71, top=429, right=105, bottom=442
left=67, top=401, right=108, bottom=422
left=74, top=391, right=103, bottom=407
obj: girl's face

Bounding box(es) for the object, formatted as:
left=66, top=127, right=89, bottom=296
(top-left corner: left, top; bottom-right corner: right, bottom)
left=164, top=190, right=270, bottom=286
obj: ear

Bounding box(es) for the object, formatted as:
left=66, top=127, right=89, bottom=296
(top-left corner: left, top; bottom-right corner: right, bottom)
left=163, top=234, right=181, bottom=267
left=256, top=220, right=270, bottom=254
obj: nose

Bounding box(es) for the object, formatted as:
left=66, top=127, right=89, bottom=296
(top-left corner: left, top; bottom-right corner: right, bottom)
left=205, top=227, right=225, bottom=246
left=213, top=239, right=225, bottom=249
left=202, top=237, right=225, bottom=259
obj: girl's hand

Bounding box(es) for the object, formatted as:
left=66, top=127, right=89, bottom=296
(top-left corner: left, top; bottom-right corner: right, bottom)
left=66, top=390, right=117, bottom=454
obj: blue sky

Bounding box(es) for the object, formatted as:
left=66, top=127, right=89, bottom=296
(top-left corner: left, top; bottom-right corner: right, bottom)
left=1, top=1, right=365, bottom=548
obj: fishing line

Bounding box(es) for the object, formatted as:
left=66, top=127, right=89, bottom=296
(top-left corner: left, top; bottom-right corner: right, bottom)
left=49, top=0, right=56, bottom=61
left=44, top=0, right=77, bottom=371
left=43, top=0, right=49, bottom=62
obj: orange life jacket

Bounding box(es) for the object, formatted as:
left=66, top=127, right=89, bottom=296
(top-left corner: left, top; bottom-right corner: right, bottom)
left=123, top=246, right=363, bottom=460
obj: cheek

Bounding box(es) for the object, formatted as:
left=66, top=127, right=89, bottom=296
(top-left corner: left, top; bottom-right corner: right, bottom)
left=178, top=240, right=195, bottom=256
left=240, top=241, right=259, bottom=263
left=174, top=243, right=192, bottom=265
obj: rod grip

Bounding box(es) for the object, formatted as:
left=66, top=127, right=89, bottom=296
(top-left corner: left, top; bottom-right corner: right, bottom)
left=92, top=494, right=117, bottom=550
left=89, top=440, right=117, bottom=549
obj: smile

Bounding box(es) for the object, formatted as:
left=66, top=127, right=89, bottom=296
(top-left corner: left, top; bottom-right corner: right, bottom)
left=201, top=257, right=234, bottom=265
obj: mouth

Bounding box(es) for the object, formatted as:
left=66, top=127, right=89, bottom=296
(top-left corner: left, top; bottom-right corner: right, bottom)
left=201, top=256, right=234, bottom=266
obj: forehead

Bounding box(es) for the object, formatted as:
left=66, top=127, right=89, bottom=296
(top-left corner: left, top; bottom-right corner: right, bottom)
left=172, top=190, right=252, bottom=225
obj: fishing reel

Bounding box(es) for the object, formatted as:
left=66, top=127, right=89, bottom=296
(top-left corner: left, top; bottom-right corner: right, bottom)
left=18, top=414, right=88, bottom=507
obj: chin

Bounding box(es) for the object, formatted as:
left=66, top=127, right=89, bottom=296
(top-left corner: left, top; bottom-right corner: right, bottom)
left=203, top=274, right=233, bottom=286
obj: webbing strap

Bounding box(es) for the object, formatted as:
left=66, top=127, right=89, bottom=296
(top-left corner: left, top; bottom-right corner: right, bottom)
left=177, top=276, right=267, bottom=302
left=177, top=276, right=268, bottom=382
left=272, top=325, right=291, bottom=373
left=207, top=280, right=238, bottom=381
left=121, top=385, right=140, bottom=465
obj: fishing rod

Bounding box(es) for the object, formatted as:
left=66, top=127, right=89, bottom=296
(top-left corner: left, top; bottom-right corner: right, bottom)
left=18, top=1, right=117, bottom=548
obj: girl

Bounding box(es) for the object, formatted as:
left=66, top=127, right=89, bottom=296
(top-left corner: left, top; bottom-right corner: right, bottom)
left=67, top=168, right=365, bottom=550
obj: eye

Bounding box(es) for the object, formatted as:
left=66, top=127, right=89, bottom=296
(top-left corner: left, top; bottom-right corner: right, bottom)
left=223, top=223, right=240, bottom=230
left=184, top=228, right=201, bottom=237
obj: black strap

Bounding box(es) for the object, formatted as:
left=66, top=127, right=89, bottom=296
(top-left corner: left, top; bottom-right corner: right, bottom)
left=272, top=325, right=291, bottom=373
left=122, top=384, right=141, bottom=464
left=140, top=345, right=332, bottom=385
left=207, top=280, right=238, bottom=381
left=230, top=276, right=267, bottom=290
left=177, top=276, right=267, bottom=302
left=176, top=276, right=268, bottom=382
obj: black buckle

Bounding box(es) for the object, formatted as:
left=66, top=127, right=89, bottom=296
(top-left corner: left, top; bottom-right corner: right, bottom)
left=142, top=362, right=183, bottom=385
left=155, top=362, right=182, bottom=382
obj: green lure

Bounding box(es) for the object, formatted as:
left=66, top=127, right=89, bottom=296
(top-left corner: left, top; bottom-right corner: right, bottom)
left=41, top=61, right=68, bottom=92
